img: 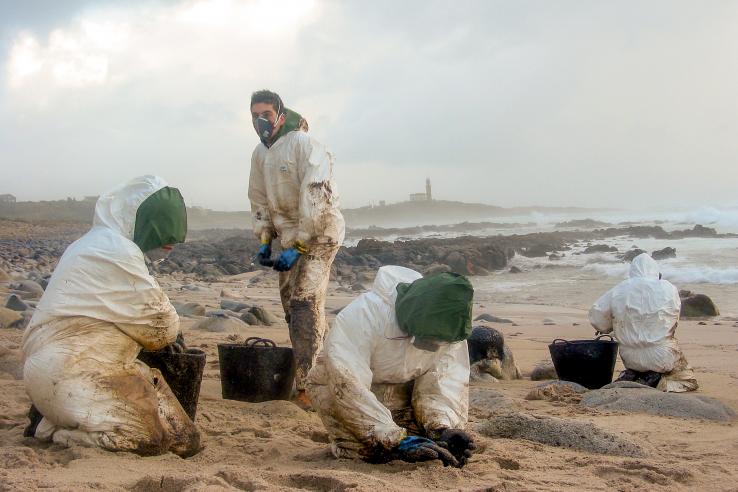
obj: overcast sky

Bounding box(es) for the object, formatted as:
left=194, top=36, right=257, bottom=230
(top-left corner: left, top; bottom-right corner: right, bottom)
left=1, top=0, right=736, bottom=211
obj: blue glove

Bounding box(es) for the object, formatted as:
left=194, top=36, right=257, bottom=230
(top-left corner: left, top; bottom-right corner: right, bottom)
left=273, top=247, right=301, bottom=272
left=258, top=242, right=271, bottom=257
left=395, top=436, right=459, bottom=467
left=256, top=241, right=273, bottom=267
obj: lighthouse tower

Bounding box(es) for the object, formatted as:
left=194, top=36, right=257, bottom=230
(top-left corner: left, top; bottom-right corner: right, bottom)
left=425, top=178, right=432, bottom=201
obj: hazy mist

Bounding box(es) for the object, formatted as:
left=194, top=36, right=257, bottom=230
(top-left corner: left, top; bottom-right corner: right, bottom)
left=1, top=0, right=737, bottom=211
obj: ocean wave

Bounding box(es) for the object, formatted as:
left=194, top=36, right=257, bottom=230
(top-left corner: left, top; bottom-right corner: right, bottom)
left=583, top=262, right=738, bottom=285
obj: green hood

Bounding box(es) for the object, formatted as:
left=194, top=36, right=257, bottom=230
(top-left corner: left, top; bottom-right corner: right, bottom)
left=271, top=108, right=308, bottom=144
left=133, top=186, right=187, bottom=252
left=395, top=272, right=474, bottom=342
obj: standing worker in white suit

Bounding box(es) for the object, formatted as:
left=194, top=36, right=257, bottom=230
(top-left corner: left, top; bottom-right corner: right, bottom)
left=22, top=175, right=200, bottom=456
left=247, top=89, right=345, bottom=409
left=589, top=253, right=698, bottom=392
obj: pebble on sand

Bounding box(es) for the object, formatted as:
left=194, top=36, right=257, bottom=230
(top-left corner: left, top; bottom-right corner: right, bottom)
left=530, top=360, right=558, bottom=381
left=4, top=294, right=29, bottom=312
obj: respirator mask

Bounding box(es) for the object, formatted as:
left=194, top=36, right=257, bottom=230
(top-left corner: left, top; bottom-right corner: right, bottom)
left=254, top=102, right=284, bottom=147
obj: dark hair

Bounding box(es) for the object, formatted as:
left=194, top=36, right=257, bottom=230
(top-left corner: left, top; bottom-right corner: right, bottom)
left=250, top=89, right=283, bottom=114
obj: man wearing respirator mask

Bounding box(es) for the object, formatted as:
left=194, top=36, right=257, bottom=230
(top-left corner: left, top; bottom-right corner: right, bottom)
left=247, top=89, right=345, bottom=409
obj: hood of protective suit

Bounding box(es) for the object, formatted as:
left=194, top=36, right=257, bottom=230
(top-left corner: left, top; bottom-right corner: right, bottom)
left=28, top=175, right=184, bottom=328
left=371, top=266, right=423, bottom=305
left=271, top=108, right=309, bottom=145
left=94, top=175, right=187, bottom=252
left=630, top=253, right=659, bottom=279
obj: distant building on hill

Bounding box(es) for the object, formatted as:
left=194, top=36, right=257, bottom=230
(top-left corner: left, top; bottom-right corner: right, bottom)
left=408, top=178, right=433, bottom=202
left=0, top=194, right=16, bottom=204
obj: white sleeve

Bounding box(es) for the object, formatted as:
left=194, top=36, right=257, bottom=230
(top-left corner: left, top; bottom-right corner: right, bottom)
left=412, top=341, right=470, bottom=436
left=247, top=147, right=275, bottom=242
left=115, top=291, right=180, bottom=351
left=320, top=298, right=406, bottom=450
left=589, top=288, right=614, bottom=334
left=295, top=135, right=344, bottom=245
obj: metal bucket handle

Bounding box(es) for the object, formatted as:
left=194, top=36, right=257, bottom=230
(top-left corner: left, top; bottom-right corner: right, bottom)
left=244, top=337, right=277, bottom=348
left=552, top=334, right=615, bottom=345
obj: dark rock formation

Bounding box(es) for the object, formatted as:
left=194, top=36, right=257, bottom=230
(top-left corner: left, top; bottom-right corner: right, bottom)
left=679, top=290, right=719, bottom=318
left=651, top=247, right=676, bottom=260
left=468, top=326, right=521, bottom=380
left=620, top=248, right=647, bottom=262
left=583, top=244, right=618, bottom=254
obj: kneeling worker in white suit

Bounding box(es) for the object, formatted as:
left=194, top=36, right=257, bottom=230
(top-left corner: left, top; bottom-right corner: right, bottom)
left=589, top=253, right=698, bottom=392
left=22, top=175, right=200, bottom=456
left=307, top=266, right=476, bottom=467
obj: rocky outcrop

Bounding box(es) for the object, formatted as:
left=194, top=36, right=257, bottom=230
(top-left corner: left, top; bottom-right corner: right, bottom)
left=679, top=290, right=719, bottom=318
left=556, top=219, right=611, bottom=229
left=595, top=224, right=731, bottom=240
left=530, top=359, right=558, bottom=381
left=620, top=248, right=647, bottom=262
left=651, top=247, right=676, bottom=260
left=583, top=244, right=617, bottom=254
left=468, top=326, right=521, bottom=381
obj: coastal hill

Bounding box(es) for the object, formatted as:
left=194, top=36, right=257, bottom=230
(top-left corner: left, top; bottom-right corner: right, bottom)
left=342, top=200, right=604, bottom=228
left=0, top=198, right=604, bottom=230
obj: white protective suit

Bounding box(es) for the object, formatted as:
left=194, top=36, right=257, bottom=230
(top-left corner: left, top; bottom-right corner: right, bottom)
left=248, top=128, right=345, bottom=391
left=22, top=176, right=199, bottom=456
left=589, top=253, right=697, bottom=392
left=307, top=266, right=470, bottom=460
left=248, top=130, right=345, bottom=248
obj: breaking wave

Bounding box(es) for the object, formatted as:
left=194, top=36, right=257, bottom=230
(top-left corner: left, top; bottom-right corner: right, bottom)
left=584, top=263, right=738, bottom=285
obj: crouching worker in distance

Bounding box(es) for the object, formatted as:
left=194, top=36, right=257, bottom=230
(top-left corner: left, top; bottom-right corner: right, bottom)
left=589, top=253, right=698, bottom=392
left=307, top=266, right=476, bottom=468
left=22, top=175, right=200, bottom=457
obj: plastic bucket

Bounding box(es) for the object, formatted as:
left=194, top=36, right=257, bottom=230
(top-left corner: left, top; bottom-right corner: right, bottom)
left=137, top=348, right=206, bottom=420
left=548, top=334, right=619, bottom=389
left=217, top=337, right=296, bottom=402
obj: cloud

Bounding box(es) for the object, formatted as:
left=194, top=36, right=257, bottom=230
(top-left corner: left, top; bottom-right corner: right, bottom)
left=1, top=0, right=737, bottom=210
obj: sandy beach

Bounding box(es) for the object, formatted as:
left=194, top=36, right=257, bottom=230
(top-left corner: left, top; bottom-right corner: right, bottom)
left=2, top=254, right=738, bottom=491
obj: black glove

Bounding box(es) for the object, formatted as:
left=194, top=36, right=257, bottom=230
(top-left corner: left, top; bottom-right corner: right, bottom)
left=437, top=429, right=476, bottom=467
left=395, top=436, right=459, bottom=467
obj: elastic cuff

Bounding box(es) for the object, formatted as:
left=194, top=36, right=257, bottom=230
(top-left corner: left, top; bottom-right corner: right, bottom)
left=294, top=240, right=309, bottom=255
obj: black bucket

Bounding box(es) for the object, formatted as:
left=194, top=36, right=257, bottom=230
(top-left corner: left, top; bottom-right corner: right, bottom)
left=137, top=348, right=206, bottom=421
left=217, top=337, right=296, bottom=403
left=548, top=334, right=619, bottom=389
